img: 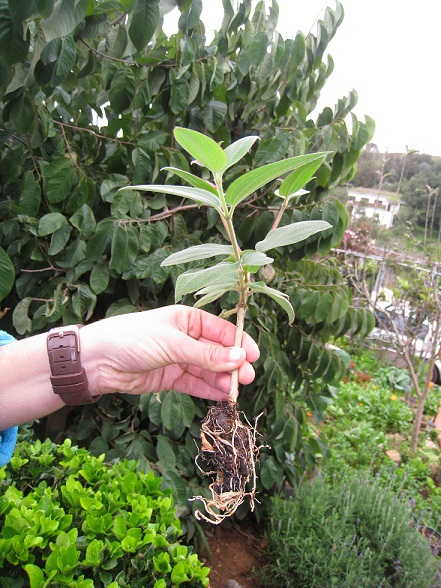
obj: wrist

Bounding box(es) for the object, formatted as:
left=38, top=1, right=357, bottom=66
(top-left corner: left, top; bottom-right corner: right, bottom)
left=47, top=325, right=102, bottom=405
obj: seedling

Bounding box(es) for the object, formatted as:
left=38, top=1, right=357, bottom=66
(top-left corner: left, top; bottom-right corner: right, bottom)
left=122, top=127, right=330, bottom=523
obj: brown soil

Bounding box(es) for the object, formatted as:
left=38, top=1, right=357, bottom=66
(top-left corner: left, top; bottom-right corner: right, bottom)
left=205, top=519, right=265, bottom=588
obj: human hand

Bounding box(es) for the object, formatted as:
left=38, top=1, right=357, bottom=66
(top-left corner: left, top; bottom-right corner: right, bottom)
left=82, top=305, right=260, bottom=401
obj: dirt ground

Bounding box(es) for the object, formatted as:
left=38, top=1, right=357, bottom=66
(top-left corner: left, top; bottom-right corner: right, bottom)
left=205, top=519, right=265, bottom=588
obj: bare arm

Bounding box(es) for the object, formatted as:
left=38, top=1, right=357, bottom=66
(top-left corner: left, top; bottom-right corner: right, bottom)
left=0, top=305, right=259, bottom=430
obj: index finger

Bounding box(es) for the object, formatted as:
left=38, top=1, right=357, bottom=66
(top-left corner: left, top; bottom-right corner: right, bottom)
left=184, top=307, right=260, bottom=362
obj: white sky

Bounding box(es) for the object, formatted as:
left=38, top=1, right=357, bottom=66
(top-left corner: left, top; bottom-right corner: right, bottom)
left=165, top=0, right=441, bottom=157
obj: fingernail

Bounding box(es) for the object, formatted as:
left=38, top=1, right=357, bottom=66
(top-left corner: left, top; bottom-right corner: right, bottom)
left=228, top=347, right=245, bottom=363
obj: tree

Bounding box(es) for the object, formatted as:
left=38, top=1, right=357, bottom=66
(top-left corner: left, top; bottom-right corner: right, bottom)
left=346, top=245, right=441, bottom=453
left=0, top=0, right=375, bottom=512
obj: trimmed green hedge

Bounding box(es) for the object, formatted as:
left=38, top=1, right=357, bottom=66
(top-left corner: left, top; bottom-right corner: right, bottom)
left=0, top=439, right=209, bottom=587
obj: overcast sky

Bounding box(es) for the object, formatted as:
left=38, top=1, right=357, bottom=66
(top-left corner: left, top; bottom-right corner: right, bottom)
left=166, top=1, right=441, bottom=157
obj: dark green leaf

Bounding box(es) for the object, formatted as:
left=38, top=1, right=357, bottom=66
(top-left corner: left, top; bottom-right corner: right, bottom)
left=40, top=0, right=89, bottom=42
left=55, top=34, right=76, bottom=78
left=203, top=100, right=227, bottom=133
left=0, top=247, right=15, bottom=302
left=109, top=67, right=136, bottom=112
left=38, top=212, right=66, bottom=236
left=90, top=261, right=110, bottom=294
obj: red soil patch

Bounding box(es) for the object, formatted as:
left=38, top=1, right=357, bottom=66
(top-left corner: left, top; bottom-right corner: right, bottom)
left=205, top=520, right=265, bottom=588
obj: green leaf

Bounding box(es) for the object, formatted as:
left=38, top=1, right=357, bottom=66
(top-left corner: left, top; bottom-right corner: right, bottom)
left=48, top=221, right=71, bottom=255
left=170, top=79, right=189, bottom=114
left=279, top=154, right=327, bottom=197
left=122, top=184, right=221, bottom=209
left=55, top=34, right=76, bottom=78
left=178, top=0, right=202, bottom=32
left=162, top=167, right=218, bottom=195
left=0, top=7, right=30, bottom=66
left=156, top=434, right=176, bottom=471
left=90, top=262, right=110, bottom=294
left=5, top=94, right=35, bottom=134
left=260, top=455, right=284, bottom=490
left=175, top=262, right=239, bottom=302
left=72, top=284, right=97, bottom=321
left=194, top=287, right=229, bottom=308
left=240, top=251, right=273, bottom=268
left=0, top=247, right=15, bottom=302
left=161, top=390, right=195, bottom=429
left=40, top=0, right=89, bottom=42
left=41, top=157, right=76, bottom=204
left=13, top=297, right=33, bottom=334
left=174, top=127, right=227, bottom=174
left=129, top=0, right=159, bottom=50
left=221, top=136, right=259, bottom=172
left=110, top=224, right=138, bottom=273
left=249, top=281, right=295, bottom=324
left=255, top=220, right=331, bottom=252
left=24, top=564, right=45, bottom=588
left=109, top=67, right=136, bottom=112
left=161, top=244, right=233, bottom=266
left=20, top=172, right=41, bottom=216
left=226, top=153, right=331, bottom=209
left=38, top=212, right=66, bottom=236
left=203, top=100, right=227, bottom=133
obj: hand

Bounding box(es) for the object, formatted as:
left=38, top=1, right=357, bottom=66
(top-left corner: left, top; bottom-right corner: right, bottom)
left=82, top=305, right=260, bottom=402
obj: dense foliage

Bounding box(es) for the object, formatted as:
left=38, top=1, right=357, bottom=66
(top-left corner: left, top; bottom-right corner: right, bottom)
left=0, top=0, right=375, bottom=514
left=262, top=473, right=440, bottom=588
left=0, top=439, right=209, bottom=587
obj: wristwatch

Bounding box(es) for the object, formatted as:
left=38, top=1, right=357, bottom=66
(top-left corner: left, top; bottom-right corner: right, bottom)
left=47, top=325, right=101, bottom=406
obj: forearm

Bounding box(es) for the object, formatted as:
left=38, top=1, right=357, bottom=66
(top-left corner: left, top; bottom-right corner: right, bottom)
left=0, top=333, right=67, bottom=429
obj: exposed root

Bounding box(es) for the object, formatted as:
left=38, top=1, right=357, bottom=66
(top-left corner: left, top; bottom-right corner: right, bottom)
left=191, top=402, right=262, bottom=525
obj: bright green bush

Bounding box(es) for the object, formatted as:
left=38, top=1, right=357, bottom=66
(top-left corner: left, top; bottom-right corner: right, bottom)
left=0, top=439, right=210, bottom=587
left=262, top=474, right=440, bottom=588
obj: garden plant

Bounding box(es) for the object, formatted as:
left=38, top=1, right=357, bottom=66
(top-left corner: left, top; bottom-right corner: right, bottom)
left=0, top=439, right=210, bottom=587
left=123, top=125, right=331, bottom=523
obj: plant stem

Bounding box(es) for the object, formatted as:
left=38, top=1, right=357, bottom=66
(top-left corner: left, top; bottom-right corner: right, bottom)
left=229, top=294, right=248, bottom=404
left=271, top=197, right=288, bottom=230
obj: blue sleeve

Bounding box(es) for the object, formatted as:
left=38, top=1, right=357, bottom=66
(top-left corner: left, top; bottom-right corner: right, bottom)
left=0, top=330, right=19, bottom=467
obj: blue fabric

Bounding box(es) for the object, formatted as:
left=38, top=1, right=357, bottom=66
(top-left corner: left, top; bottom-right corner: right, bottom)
left=0, top=330, right=18, bottom=467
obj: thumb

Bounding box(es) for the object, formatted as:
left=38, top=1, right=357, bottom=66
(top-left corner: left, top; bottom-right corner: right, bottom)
left=178, top=339, right=246, bottom=372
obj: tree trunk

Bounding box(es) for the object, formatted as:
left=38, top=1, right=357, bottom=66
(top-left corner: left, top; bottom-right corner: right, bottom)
left=409, top=393, right=425, bottom=453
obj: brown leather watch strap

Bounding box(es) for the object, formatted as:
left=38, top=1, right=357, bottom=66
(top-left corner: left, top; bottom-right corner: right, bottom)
left=47, top=325, right=101, bottom=406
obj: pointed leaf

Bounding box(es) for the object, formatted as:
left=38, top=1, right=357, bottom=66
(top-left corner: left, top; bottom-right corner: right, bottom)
left=162, top=167, right=218, bottom=194
left=161, top=244, right=233, bottom=266
left=0, top=247, right=15, bottom=302
left=174, top=127, right=227, bottom=174
left=226, top=152, right=331, bottom=208
left=279, top=154, right=327, bottom=197
left=240, top=251, right=273, bottom=267
left=175, top=262, right=239, bottom=302
left=194, top=288, right=229, bottom=309
left=249, top=281, right=295, bottom=324
left=121, top=184, right=221, bottom=209
left=221, top=136, right=259, bottom=172
left=255, top=220, right=331, bottom=252
left=129, top=0, right=159, bottom=50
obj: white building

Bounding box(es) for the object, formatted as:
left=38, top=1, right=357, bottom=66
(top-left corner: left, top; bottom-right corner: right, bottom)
left=347, top=188, right=400, bottom=229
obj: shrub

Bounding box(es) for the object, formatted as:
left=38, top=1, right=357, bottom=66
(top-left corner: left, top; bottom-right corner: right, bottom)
left=0, top=439, right=210, bottom=587
left=261, top=474, right=440, bottom=588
